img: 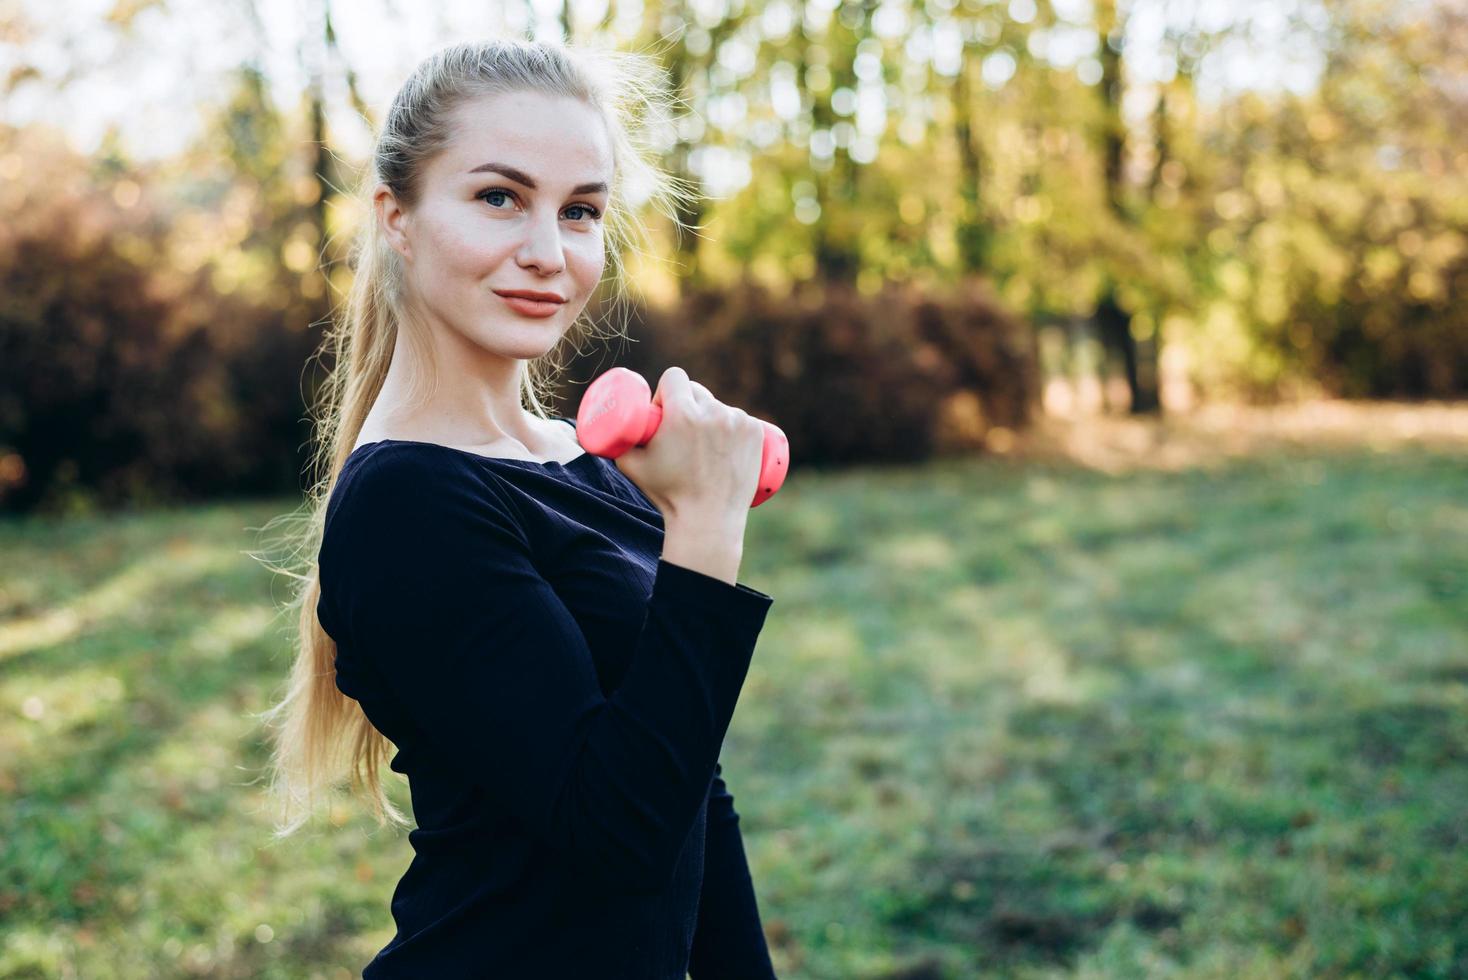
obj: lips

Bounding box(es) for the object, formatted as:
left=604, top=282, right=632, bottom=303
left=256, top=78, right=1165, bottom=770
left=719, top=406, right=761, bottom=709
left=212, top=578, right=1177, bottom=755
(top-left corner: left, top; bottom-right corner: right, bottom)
left=495, top=291, right=564, bottom=318
left=493, top=290, right=566, bottom=303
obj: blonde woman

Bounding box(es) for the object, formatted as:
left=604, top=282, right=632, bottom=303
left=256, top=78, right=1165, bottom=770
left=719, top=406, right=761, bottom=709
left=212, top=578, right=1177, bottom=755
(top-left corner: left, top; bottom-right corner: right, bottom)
left=260, top=38, right=779, bottom=978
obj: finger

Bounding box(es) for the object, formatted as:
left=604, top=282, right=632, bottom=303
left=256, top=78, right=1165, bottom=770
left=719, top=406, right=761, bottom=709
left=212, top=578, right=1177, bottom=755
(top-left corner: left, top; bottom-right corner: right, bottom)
left=656, top=366, right=692, bottom=411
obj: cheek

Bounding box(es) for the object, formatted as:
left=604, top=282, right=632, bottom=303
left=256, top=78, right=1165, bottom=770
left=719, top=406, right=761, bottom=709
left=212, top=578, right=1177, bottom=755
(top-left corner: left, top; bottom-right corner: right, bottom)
left=566, top=231, right=605, bottom=277
left=421, top=205, right=508, bottom=281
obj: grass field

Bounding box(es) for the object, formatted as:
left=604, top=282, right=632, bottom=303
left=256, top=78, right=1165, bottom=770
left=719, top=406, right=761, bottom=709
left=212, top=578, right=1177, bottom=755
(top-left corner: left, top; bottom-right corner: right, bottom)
left=2, top=408, right=1465, bottom=978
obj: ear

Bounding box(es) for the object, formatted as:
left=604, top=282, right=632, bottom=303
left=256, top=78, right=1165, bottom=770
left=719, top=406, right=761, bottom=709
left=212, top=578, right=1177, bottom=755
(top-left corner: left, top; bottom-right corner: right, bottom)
left=374, top=183, right=412, bottom=261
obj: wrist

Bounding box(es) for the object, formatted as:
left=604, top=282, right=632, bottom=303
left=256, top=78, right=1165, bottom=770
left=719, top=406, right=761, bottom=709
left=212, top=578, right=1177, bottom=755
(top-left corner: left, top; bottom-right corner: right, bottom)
left=662, top=517, right=745, bottom=586
left=664, top=501, right=746, bottom=536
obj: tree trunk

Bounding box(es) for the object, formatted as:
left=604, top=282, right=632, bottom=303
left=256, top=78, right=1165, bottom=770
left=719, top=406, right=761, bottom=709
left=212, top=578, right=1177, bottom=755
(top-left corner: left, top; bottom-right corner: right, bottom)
left=1095, top=0, right=1160, bottom=415
left=952, top=45, right=989, bottom=271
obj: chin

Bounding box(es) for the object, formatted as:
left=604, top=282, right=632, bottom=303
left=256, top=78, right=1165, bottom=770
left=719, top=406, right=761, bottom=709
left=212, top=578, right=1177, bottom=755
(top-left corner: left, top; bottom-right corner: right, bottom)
left=491, top=328, right=566, bottom=359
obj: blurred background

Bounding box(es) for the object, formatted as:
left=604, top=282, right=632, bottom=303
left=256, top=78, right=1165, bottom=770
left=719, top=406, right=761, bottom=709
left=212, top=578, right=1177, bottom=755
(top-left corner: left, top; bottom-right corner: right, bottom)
left=1, top=0, right=1465, bottom=978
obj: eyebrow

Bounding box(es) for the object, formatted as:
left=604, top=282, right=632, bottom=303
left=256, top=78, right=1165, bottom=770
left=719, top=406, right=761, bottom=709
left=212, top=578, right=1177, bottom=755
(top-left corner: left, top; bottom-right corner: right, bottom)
left=467, top=162, right=608, bottom=196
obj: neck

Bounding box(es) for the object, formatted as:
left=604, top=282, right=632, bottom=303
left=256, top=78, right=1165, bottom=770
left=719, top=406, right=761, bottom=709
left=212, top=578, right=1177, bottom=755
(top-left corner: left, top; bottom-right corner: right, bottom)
left=368, top=320, right=540, bottom=449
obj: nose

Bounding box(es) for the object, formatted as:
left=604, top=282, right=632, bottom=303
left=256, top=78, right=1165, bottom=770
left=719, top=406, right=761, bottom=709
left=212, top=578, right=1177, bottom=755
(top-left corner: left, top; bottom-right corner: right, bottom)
left=515, top=210, right=565, bottom=277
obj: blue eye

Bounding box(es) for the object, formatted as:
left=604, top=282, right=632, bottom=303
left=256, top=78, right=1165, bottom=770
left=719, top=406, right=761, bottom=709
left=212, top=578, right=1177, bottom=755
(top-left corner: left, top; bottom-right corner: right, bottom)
left=476, top=188, right=601, bottom=222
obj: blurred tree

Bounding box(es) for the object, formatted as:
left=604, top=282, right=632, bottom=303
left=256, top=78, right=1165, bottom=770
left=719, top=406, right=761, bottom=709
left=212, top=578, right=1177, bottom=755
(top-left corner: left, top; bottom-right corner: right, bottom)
left=4, top=0, right=1465, bottom=511
left=662, top=0, right=755, bottom=285
left=1174, top=0, right=1467, bottom=398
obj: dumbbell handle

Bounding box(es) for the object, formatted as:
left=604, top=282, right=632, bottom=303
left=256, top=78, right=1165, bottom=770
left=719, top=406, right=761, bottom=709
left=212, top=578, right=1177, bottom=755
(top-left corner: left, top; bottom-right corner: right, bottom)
left=634, top=400, right=664, bottom=450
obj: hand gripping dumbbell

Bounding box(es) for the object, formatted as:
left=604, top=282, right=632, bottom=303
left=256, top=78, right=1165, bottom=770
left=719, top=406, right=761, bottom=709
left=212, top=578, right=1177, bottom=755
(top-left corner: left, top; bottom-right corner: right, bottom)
left=574, top=367, right=789, bottom=508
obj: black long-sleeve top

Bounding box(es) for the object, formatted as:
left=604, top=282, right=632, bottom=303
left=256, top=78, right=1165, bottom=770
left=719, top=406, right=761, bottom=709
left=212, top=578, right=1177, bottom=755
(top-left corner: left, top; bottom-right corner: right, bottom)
left=314, top=417, right=779, bottom=979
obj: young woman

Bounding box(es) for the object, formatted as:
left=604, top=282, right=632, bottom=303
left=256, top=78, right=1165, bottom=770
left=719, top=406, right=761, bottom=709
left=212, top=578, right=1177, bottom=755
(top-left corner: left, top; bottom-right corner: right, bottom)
left=260, top=38, right=779, bottom=978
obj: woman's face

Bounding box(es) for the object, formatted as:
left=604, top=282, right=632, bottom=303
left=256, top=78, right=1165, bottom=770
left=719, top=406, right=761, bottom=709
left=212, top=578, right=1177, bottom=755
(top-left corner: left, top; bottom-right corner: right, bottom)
left=379, top=90, right=613, bottom=361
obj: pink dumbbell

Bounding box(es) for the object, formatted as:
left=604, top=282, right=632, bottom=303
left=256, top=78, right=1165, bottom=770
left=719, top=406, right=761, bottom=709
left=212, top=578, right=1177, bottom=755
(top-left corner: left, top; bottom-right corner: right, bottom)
left=575, top=367, right=789, bottom=508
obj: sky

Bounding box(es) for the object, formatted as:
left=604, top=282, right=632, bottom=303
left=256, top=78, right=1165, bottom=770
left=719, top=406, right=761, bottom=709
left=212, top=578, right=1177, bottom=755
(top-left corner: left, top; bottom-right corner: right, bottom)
left=0, top=0, right=1327, bottom=196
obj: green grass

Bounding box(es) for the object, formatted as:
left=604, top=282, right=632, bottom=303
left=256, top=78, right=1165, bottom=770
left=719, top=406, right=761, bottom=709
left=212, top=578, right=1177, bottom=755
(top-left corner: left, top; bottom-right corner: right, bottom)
left=2, top=446, right=1465, bottom=978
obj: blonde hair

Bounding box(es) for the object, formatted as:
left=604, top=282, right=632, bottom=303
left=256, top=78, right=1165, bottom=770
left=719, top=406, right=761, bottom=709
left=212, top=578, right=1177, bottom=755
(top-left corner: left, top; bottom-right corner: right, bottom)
left=252, top=36, right=698, bottom=839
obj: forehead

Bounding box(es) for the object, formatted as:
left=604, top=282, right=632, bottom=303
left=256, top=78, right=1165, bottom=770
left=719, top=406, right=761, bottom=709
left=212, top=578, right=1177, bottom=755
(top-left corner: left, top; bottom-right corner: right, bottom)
left=437, top=90, right=613, bottom=187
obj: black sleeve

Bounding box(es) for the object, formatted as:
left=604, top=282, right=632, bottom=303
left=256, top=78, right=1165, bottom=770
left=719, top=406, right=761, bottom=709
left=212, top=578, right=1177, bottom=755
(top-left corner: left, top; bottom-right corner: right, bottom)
left=689, top=762, right=779, bottom=978
left=318, top=451, right=774, bottom=896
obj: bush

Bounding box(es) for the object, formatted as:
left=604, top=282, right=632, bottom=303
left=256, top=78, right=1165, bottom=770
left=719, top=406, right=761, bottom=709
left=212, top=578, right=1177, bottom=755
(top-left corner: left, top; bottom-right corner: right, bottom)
left=0, top=168, right=323, bottom=515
